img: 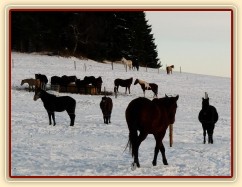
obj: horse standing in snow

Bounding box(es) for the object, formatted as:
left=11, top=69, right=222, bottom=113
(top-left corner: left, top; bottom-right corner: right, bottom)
left=121, top=57, right=133, bottom=70
left=198, top=94, right=218, bottom=144
left=166, top=65, right=174, bottom=74
left=134, top=79, right=158, bottom=98
left=114, top=77, right=133, bottom=94
left=125, top=95, right=179, bottom=169
left=100, top=96, right=113, bottom=124
left=33, top=88, right=76, bottom=126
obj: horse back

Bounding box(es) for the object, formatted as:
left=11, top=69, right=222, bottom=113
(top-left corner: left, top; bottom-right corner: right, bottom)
left=126, top=97, right=161, bottom=132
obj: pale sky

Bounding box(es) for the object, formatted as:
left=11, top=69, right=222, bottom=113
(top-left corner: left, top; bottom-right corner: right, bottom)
left=145, top=11, right=231, bottom=77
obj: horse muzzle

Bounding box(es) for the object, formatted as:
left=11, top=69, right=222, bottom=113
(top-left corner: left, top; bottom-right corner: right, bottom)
left=33, top=95, right=39, bottom=101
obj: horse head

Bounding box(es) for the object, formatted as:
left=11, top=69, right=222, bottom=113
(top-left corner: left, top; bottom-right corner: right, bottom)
left=134, top=79, right=138, bottom=85
left=202, top=97, right=210, bottom=109
left=33, top=88, right=43, bottom=101
left=155, top=95, right=179, bottom=124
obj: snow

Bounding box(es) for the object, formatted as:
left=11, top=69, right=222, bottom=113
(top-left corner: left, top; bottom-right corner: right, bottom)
left=10, top=52, right=231, bottom=177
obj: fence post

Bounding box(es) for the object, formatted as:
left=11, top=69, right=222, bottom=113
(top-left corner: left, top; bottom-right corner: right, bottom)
left=84, top=63, right=86, bottom=72
left=111, top=62, right=113, bottom=70
left=180, top=66, right=181, bottom=73
left=74, top=61, right=76, bottom=70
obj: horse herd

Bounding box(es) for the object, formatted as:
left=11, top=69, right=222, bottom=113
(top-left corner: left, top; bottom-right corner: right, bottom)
left=21, top=73, right=219, bottom=170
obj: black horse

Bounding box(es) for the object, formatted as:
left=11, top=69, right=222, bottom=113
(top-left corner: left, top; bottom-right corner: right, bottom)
left=33, top=88, right=76, bottom=126
left=35, top=74, right=48, bottom=90
left=114, top=77, right=133, bottom=94
left=100, top=96, right=113, bottom=124
left=125, top=95, right=179, bottom=169
left=198, top=97, right=218, bottom=144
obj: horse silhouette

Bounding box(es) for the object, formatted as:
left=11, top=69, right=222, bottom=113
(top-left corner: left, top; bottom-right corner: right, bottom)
left=34, top=88, right=76, bottom=126
left=198, top=97, right=218, bottom=144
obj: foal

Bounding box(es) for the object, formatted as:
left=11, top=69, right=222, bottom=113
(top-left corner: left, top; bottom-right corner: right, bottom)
left=21, top=78, right=40, bottom=92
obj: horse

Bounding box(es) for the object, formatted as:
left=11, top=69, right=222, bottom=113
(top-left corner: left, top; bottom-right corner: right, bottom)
left=125, top=95, right=179, bottom=169
left=198, top=96, right=219, bottom=144
left=75, top=79, right=88, bottom=94
left=134, top=79, right=158, bottom=98
left=35, top=74, right=48, bottom=90
left=92, top=76, right=103, bottom=94
left=33, top=88, right=76, bottom=126
left=121, top=57, right=133, bottom=70
left=100, top=96, right=113, bottom=124
left=166, top=65, right=174, bottom=74
left=51, top=76, right=61, bottom=85
left=114, top=77, right=133, bottom=94
left=21, top=78, right=41, bottom=92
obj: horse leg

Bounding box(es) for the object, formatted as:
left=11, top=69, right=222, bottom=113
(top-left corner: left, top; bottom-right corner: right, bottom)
left=153, top=135, right=168, bottom=166
left=133, top=132, right=148, bottom=168
left=128, top=86, right=131, bottom=94
left=208, top=127, right=214, bottom=144
left=47, top=112, right=52, bottom=125
left=202, top=125, right=206, bottom=144
left=68, top=113, right=75, bottom=126
left=125, top=87, right=127, bottom=94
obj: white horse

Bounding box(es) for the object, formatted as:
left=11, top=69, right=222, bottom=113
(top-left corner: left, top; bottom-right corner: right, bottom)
left=121, top=57, right=132, bottom=70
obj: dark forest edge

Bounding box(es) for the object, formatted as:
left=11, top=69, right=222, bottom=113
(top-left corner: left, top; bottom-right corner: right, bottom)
left=11, top=11, right=161, bottom=68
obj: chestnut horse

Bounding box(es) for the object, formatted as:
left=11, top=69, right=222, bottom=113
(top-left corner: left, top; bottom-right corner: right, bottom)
left=125, top=95, right=179, bottom=169
left=166, top=65, right=174, bottom=74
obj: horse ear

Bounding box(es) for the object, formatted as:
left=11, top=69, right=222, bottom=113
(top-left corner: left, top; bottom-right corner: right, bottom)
left=165, top=94, right=168, bottom=97
left=175, top=95, right=179, bottom=101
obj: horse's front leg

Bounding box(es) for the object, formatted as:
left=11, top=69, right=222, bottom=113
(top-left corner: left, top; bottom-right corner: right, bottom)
left=51, top=112, right=56, bottom=126
left=47, top=112, right=52, bottom=125
left=160, top=142, right=168, bottom=165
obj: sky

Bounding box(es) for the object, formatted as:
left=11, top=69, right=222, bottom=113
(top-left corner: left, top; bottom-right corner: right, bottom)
left=145, top=11, right=231, bottom=78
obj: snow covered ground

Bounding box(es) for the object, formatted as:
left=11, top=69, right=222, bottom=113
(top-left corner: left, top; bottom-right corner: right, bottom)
left=10, top=52, right=231, bottom=177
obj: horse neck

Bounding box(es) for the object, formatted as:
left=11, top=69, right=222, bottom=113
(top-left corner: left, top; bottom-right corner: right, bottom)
left=40, top=91, right=54, bottom=102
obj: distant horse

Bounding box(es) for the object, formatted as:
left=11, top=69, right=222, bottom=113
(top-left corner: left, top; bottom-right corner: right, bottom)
left=35, top=74, right=48, bottom=90
left=21, top=78, right=40, bottom=92
left=125, top=95, right=179, bottom=169
left=33, top=88, right=76, bottom=126
left=134, top=79, right=158, bottom=98
left=121, top=57, right=133, bottom=70
left=114, top=77, right=133, bottom=94
left=51, top=76, right=61, bottom=85
left=198, top=97, right=218, bottom=144
left=100, top=96, right=113, bottom=124
left=84, top=76, right=96, bottom=85
left=75, top=79, right=88, bottom=94
left=92, top=76, right=103, bottom=94
left=166, top=65, right=174, bottom=74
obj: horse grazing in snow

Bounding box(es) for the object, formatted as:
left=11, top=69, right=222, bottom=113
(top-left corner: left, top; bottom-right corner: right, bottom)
left=134, top=79, right=158, bottom=98
left=198, top=96, right=219, bottom=144
left=21, top=78, right=41, bottom=92
left=33, top=88, right=76, bottom=126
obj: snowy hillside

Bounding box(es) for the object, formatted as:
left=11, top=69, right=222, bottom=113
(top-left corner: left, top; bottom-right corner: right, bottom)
left=10, top=52, right=231, bottom=177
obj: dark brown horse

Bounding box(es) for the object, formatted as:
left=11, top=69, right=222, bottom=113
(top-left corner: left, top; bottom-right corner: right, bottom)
left=125, top=95, right=179, bottom=169
left=114, top=77, right=133, bottom=94
left=134, top=79, right=158, bottom=98
left=166, top=65, right=174, bottom=74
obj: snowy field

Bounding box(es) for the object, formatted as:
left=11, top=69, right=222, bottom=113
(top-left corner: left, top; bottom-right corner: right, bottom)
left=10, top=52, right=231, bottom=177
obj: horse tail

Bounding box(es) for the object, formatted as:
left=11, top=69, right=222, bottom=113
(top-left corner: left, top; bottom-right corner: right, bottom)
left=124, top=130, right=138, bottom=158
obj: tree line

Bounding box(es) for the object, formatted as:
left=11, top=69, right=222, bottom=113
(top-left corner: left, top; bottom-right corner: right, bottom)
left=11, top=11, right=161, bottom=68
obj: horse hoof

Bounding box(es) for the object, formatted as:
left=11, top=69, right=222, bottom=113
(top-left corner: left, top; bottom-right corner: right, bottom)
left=131, top=163, right=137, bottom=171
